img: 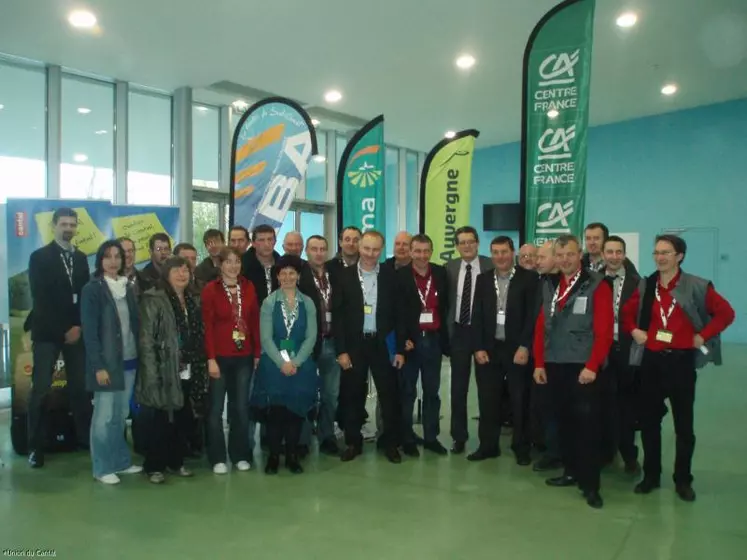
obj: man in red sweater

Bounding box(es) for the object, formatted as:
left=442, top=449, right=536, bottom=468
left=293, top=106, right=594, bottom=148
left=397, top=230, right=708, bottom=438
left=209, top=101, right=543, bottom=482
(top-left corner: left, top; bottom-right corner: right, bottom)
left=624, top=234, right=735, bottom=502
left=533, top=234, right=614, bottom=509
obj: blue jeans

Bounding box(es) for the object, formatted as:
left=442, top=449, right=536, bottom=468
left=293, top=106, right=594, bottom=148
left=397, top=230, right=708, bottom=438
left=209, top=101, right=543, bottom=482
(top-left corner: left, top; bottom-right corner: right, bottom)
left=316, top=338, right=341, bottom=443
left=208, top=356, right=252, bottom=465
left=400, top=332, right=443, bottom=443
left=90, top=369, right=136, bottom=478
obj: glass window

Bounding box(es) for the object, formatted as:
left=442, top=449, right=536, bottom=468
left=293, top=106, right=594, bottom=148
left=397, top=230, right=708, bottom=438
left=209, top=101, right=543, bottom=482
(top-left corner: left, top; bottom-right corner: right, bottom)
left=60, top=76, right=114, bottom=200
left=305, top=133, right=326, bottom=201
left=300, top=211, right=324, bottom=240
left=406, top=152, right=419, bottom=233
left=192, top=104, right=219, bottom=189
left=0, top=63, right=46, bottom=202
left=385, top=147, right=399, bottom=255
left=336, top=133, right=348, bottom=178
left=277, top=211, right=297, bottom=253
left=192, top=200, right=220, bottom=262
left=128, top=91, right=172, bottom=205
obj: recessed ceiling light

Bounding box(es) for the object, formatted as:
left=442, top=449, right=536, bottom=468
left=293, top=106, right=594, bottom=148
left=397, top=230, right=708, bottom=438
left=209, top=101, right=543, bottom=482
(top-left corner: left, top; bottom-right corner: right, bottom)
left=616, top=12, right=638, bottom=28
left=547, top=109, right=559, bottom=119
left=68, top=9, right=97, bottom=29
left=444, top=131, right=456, bottom=139
left=661, top=83, right=678, bottom=96
left=195, top=105, right=209, bottom=112
left=0, top=104, right=4, bottom=110
left=73, top=153, right=88, bottom=163
left=94, top=129, right=107, bottom=135
left=77, top=107, right=91, bottom=114
left=324, top=90, right=343, bottom=103
left=312, top=155, right=326, bottom=163
left=456, top=54, right=476, bottom=69
left=311, top=118, right=321, bottom=126
left=232, top=100, right=248, bottom=111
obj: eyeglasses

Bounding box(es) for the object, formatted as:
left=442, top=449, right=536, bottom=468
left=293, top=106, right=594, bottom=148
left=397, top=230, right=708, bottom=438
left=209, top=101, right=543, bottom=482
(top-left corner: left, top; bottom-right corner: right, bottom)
left=457, top=240, right=477, bottom=247
left=652, top=251, right=676, bottom=257
left=154, top=247, right=171, bottom=254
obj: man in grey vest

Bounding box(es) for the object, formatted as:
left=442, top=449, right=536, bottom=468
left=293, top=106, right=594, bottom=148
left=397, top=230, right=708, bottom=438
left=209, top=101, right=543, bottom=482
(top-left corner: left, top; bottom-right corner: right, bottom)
left=627, top=234, right=734, bottom=502
left=533, top=235, right=614, bottom=509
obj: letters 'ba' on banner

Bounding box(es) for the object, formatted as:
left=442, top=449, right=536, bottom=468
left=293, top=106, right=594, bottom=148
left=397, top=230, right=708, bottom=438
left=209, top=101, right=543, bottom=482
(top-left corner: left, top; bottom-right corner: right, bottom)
left=229, top=97, right=318, bottom=232
left=420, top=130, right=479, bottom=265
left=522, top=0, right=595, bottom=244
left=336, top=115, right=386, bottom=235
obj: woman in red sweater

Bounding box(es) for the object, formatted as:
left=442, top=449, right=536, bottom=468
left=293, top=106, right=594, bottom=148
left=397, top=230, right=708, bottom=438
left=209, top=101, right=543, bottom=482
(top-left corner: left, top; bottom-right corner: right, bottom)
left=202, top=246, right=261, bottom=474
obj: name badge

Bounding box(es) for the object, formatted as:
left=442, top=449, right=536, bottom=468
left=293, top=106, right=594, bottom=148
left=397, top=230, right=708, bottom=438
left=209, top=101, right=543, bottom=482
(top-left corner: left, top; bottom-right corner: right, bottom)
left=279, top=339, right=296, bottom=353
left=325, top=312, right=332, bottom=323
left=280, top=350, right=292, bottom=362
left=613, top=323, right=619, bottom=336
left=179, top=364, right=191, bottom=380
left=655, top=329, right=673, bottom=344
left=572, top=296, right=587, bottom=315
left=420, top=312, right=434, bottom=324
left=73, top=294, right=78, bottom=304
left=363, top=305, right=373, bottom=315
left=497, top=311, right=506, bottom=325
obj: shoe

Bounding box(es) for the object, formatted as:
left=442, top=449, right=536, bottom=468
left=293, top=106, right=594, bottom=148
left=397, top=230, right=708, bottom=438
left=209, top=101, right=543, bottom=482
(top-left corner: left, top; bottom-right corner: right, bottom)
left=451, top=441, right=466, bottom=454
left=413, top=434, right=426, bottom=446
left=533, top=457, right=563, bottom=472
left=170, top=466, right=194, bottom=477
left=265, top=454, right=280, bottom=475
left=546, top=475, right=578, bottom=487
left=676, top=485, right=696, bottom=502
left=286, top=455, right=304, bottom=474
left=28, top=450, right=45, bottom=469
left=384, top=447, right=402, bottom=464
left=117, top=465, right=143, bottom=475
left=423, top=440, right=448, bottom=456
left=96, top=473, right=121, bottom=485
left=148, top=472, right=165, bottom=484
left=297, top=445, right=310, bottom=459
left=213, top=462, right=229, bottom=475
left=516, top=453, right=532, bottom=466
left=634, top=478, right=661, bottom=494
left=236, top=461, right=251, bottom=472
left=402, top=443, right=420, bottom=458
left=319, top=440, right=340, bottom=456
left=585, top=491, right=604, bottom=509
left=467, top=448, right=501, bottom=462
left=340, top=446, right=362, bottom=462
left=624, top=460, right=641, bottom=475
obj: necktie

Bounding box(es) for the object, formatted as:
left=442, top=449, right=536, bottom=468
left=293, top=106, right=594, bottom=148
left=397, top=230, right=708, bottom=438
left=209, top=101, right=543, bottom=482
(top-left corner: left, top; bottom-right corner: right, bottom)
left=459, top=263, right=472, bottom=324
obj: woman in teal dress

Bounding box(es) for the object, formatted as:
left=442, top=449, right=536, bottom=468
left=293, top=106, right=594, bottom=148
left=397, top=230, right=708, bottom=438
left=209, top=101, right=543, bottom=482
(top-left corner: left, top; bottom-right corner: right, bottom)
left=251, top=255, right=318, bottom=474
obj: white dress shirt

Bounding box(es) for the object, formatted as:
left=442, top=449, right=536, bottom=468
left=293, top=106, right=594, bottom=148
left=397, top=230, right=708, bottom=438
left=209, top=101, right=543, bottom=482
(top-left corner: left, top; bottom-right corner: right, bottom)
left=454, top=256, right=481, bottom=323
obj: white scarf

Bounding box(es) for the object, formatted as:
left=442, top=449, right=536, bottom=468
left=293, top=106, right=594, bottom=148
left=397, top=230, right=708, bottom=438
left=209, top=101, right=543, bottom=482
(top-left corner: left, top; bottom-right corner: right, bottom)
left=104, top=275, right=128, bottom=300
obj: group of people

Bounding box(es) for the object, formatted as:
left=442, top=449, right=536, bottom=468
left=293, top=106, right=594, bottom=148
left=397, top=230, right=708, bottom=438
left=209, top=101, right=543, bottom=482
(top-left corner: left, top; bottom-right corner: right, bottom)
left=25, top=208, right=735, bottom=510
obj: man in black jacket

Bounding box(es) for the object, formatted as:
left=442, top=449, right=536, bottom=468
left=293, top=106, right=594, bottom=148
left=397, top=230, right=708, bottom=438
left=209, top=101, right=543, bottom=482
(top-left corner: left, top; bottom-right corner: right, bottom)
left=194, top=229, right=224, bottom=286
left=383, top=231, right=412, bottom=271
left=242, top=224, right=280, bottom=304
left=26, top=207, right=92, bottom=467
left=141, top=233, right=172, bottom=292
left=471, top=236, right=538, bottom=465
left=331, top=230, right=402, bottom=464
left=326, top=226, right=361, bottom=286
left=394, top=234, right=449, bottom=457
left=582, top=222, right=638, bottom=276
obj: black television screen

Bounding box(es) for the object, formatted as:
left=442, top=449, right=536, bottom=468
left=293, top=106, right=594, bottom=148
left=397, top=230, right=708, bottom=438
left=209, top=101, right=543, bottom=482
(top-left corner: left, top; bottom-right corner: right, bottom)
left=483, top=203, right=522, bottom=231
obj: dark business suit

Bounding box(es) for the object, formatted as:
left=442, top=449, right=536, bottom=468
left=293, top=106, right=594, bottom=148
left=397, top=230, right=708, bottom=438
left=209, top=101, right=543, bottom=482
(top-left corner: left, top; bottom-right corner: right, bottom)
left=241, top=247, right=280, bottom=305
left=331, top=263, right=401, bottom=449
left=27, top=241, right=92, bottom=452
left=445, top=255, right=493, bottom=445
left=139, top=261, right=161, bottom=293
left=471, top=267, right=538, bottom=456
left=325, top=254, right=358, bottom=289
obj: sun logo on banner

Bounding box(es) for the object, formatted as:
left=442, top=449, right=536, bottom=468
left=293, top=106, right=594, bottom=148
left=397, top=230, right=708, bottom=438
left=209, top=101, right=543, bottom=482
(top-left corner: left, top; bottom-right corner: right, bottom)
left=347, top=162, right=382, bottom=188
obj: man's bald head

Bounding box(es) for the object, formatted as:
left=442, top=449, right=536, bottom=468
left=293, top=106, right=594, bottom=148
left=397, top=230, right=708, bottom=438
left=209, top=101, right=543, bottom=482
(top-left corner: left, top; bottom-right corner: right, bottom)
left=536, top=241, right=557, bottom=275
left=518, top=243, right=538, bottom=271
left=283, top=231, right=304, bottom=257
left=393, top=231, right=413, bottom=263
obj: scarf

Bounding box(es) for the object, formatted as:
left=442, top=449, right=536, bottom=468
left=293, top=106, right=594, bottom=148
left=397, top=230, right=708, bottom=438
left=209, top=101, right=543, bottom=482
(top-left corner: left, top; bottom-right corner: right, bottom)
left=104, top=275, right=128, bottom=300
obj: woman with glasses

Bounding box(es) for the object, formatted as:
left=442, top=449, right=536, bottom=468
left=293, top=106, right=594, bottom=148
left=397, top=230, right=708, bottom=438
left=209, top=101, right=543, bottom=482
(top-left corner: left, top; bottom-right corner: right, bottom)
left=250, top=255, right=318, bottom=474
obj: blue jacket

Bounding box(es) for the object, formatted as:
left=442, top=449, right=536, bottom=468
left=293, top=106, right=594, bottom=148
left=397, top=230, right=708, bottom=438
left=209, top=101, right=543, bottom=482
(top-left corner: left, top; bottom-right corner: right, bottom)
left=81, top=277, right=139, bottom=392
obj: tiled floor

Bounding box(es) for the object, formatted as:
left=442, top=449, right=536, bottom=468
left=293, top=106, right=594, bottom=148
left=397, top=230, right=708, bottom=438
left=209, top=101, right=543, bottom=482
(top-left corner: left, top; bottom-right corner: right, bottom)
left=1, top=345, right=746, bottom=559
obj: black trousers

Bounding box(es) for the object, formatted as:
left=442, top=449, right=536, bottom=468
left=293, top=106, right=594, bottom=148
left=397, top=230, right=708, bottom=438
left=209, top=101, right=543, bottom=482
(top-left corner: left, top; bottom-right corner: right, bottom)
left=547, top=362, right=603, bottom=493
left=340, top=335, right=401, bottom=449
left=450, top=323, right=476, bottom=444
left=640, top=349, right=697, bottom=486
left=266, top=406, right=303, bottom=456
left=475, top=340, right=532, bottom=454
left=602, top=344, right=640, bottom=464
left=142, top=406, right=187, bottom=473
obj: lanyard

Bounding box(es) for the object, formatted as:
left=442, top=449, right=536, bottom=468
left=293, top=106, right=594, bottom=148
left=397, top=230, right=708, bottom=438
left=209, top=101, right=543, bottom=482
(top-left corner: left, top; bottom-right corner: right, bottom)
left=313, top=271, right=331, bottom=306
left=60, top=252, right=73, bottom=287
left=222, top=281, right=243, bottom=328
left=493, top=268, right=515, bottom=312
left=655, top=283, right=677, bottom=329
left=550, top=270, right=582, bottom=317
left=263, top=266, right=272, bottom=296
left=591, top=259, right=605, bottom=272
left=357, top=264, right=377, bottom=305
left=281, top=295, right=299, bottom=338
left=611, top=275, right=625, bottom=320
left=416, top=271, right=433, bottom=310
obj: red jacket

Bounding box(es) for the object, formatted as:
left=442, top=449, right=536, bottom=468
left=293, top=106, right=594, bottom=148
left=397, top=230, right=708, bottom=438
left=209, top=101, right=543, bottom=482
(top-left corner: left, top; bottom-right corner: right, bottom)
left=202, top=277, right=261, bottom=359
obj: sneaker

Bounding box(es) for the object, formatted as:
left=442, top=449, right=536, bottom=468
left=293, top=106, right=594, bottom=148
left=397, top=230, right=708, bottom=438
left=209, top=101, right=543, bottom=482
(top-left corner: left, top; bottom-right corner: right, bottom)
left=170, top=466, right=194, bottom=477
left=236, top=461, right=251, bottom=472
left=96, top=473, right=121, bottom=485
left=213, top=463, right=229, bottom=475
left=148, top=472, right=165, bottom=484
left=117, top=465, right=143, bottom=475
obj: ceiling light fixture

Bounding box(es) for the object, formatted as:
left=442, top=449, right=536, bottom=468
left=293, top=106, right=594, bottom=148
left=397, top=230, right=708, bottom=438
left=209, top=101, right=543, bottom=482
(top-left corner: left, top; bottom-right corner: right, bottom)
left=311, top=118, right=321, bottom=126
left=312, top=155, right=326, bottom=163
left=68, top=9, right=97, bottom=29
left=195, top=106, right=209, bottom=112
left=616, top=12, right=638, bottom=28
left=77, top=107, right=91, bottom=114
left=661, top=83, right=678, bottom=96
left=456, top=54, right=476, bottom=69
left=547, top=109, right=559, bottom=119
left=324, top=90, right=343, bottom=103
left=0, top=104, right=4, bottom=110
left=232, top=100, right=249, bottom=111
left=444, top=131, right=456, bottom=139
left=94, top=129, right=107, bottom=135
left=73, top=153, right=88, bottom=163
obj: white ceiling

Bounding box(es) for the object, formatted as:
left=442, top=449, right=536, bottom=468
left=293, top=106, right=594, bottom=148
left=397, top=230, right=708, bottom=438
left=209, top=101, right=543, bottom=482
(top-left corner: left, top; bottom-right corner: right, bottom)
left=0, top=0, right=746, bottom=151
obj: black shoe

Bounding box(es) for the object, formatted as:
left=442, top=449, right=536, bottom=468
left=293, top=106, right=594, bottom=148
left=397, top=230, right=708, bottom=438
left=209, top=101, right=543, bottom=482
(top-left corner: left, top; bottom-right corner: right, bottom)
left=533, top=457, right=563, bottom=472
left=423, top=440, right=448, bottom=456
left=467, top=448, right=501, bottom=462
left=340, top=445, right=362, bottom=462
left=28, top=450, right=44, bottom=469
left=384, top=447, right=402, bottom=464
left=297, top=445, right=310, bottom=459
left=319, top=439, right=340, bottom=456
left=414, top=434, right=426, bottom=446
left=634, top=478, right=661, bottom=494
left=546, top=475, right=578, bottom=487
left=402, top=443, right=420, bottom=458
left=676, top=485, right=696, bottom=502
left=286, top=455, right=304, bottom=474
left=624, top=460, right=641, bottom=475
left=584, top=491, right=604, bottom=509
left=264, top=454, right=280, bottom=475
left=516, top=452, right=532, bottom=466
left=451, top=441, right=466, bottom=454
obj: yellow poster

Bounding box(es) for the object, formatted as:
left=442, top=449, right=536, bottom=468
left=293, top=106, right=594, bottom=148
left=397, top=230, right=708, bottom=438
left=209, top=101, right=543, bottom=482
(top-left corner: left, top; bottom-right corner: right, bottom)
left=34, top=207, right=107, bottom=256
left=112, top=212, right=173, bottom=263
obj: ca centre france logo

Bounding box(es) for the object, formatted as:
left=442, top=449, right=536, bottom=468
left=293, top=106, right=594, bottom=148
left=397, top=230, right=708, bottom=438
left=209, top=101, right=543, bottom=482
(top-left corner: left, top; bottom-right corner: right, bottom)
left=538, top=126, right=575, bottom=161
left=538, top=50, right=580, bottom=86
left=536, top=201, right=574, bottom=234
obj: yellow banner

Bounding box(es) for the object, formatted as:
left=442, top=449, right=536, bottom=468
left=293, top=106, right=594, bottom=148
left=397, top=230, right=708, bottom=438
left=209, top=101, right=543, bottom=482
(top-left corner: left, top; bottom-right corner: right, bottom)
left=111, top=212, right=173, bottom=264
left=34, top=207, right=106, bottom=256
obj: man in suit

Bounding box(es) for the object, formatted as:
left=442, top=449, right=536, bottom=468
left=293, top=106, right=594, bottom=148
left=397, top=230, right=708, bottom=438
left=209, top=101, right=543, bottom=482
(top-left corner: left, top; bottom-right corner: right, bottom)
left=242, top=224, right=281, bottom=305
left=332, top=230, right=402, bottom=463
left=394, top=234, right=449, bottom=457
left=140, top=233, right=172, bottom=292
left=445, top=226, right=493, bottom=454
left=326, top=226, right=361, bottom=286
left=582, top=222, right=639, bottom=276
left=384, top=231, right=412, bottom=271
left=471, top=236, right=538, bottom=465
left=27, top=207, right=92, bottom=467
